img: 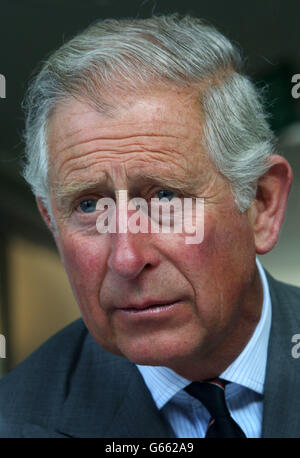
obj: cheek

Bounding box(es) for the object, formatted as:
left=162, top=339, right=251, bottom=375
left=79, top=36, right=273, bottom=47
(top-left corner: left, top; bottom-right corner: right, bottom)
left=201, top=207, right=255, bottom=256
left=175, top=210, right=255, bottom=291
left=58, top=233, right=108, bottom=297
left=57, top=233, right=122, bottom=355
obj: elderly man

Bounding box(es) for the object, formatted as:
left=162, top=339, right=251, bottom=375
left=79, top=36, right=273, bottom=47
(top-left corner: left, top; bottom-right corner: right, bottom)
left=0, top=14, right=299, bottom=438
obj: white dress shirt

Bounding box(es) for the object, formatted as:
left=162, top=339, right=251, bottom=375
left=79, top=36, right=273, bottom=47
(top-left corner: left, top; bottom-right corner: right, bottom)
left=137, top=259, right=272, bottom=438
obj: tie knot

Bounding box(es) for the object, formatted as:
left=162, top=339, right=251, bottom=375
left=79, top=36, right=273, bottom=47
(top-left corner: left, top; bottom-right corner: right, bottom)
left=184, top=378, right=229, bottom=419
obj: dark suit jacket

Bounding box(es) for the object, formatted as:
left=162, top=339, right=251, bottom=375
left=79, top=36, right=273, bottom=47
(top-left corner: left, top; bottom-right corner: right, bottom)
left=0, top=273, right=300, bottom=438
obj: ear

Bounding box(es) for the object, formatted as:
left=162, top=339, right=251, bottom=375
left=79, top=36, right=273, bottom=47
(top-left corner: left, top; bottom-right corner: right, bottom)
left=36, top=196, right=67, bottom=267
left=36, top=196, right=57, bottom=235
left=249, top=154, right=293, bottom=254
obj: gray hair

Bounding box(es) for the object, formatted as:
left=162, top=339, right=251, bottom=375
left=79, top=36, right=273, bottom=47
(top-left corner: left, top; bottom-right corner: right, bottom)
left=22, top=14, right=275, bottom=214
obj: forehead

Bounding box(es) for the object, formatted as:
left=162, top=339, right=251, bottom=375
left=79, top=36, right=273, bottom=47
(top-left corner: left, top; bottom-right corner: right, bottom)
left=47, top=87, right=210, bottom=188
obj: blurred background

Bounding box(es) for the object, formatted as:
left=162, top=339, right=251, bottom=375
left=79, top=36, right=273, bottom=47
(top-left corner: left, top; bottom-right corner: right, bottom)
left=0, top=0, right=299, bottom=376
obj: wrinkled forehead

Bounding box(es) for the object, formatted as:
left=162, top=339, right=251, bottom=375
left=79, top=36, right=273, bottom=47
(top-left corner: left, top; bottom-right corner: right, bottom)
left=46, top=87, right=212, bottom=189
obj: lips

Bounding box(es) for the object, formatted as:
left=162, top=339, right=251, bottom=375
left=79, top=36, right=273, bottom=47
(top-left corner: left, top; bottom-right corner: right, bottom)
left=116, top=299, right=179, bottom=312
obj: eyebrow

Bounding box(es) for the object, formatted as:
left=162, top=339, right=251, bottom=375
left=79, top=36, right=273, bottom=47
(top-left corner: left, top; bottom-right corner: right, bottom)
left=53, top=171, right=199, bottom=211
left=54, top=180, right=107, bottom=201
left=53, top=179, right=109, bottom=213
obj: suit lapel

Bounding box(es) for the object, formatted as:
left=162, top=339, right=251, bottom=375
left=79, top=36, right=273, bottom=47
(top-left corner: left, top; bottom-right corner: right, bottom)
left=262, top=274, right=300, bottom=437
left=22, top=370, right=172, bottom=438
left=22, top=424, right=73, bottom=438
left=52, top=334, right=173, bottom=438
left=102, top=371, right=174, bottom=438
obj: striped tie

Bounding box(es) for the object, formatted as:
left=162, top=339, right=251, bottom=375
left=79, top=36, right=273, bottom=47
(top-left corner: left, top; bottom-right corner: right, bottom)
left=185, top=378, right=246, bottom=438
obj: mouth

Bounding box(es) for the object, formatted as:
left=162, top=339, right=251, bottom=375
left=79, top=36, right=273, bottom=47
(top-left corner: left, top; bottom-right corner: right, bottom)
left=116, top=299, right=181, bottom=315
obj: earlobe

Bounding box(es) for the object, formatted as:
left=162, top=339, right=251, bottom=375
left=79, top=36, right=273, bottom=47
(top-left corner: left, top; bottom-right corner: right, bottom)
left=252, top=154, right=293, bottom=255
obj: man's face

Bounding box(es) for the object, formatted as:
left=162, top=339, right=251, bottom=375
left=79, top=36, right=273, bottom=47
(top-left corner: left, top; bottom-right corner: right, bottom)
left=46, top=88, right=261, bottom=379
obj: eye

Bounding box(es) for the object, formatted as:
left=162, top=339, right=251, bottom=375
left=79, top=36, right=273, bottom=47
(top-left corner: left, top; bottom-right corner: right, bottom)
left=78, top=199, right=97, bottom=213
left=155, top=190, right=176, bottom=201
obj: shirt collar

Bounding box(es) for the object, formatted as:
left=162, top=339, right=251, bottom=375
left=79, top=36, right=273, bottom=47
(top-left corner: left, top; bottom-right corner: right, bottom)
left=220, top=258, right=271, bottom=394
left=137, top=258, right=272, bottom=409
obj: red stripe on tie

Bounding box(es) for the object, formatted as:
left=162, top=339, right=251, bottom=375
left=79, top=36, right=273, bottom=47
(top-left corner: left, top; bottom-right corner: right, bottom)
left=208, top=417, right=215, bottom=426
left=206, top=379, right=225, bottom=390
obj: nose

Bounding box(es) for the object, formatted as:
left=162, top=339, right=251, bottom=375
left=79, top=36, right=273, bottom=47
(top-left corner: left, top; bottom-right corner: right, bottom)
left=107, top=232, right=156, bottom=280
left=106, top=190, right=159, bottom=279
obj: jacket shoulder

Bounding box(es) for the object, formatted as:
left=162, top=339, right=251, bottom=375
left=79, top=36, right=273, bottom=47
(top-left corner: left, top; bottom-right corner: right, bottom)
left=0, top=319, right=89, bottom=435
left=262, top=273, right=300, bottom=437
left=267, top=273, right=300, bottom=316
left=0, top=318, right=139, bottom=437
left=1, top=318, right=88, bottom=380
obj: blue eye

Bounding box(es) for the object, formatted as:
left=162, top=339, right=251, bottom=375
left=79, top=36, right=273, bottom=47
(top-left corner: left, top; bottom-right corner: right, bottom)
left=156, top=190, right=175, bottom=201
left=78, top=199, right=97, bottom=213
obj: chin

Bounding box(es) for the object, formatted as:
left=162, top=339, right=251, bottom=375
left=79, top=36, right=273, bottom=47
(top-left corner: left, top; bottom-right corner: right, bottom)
left=119, top=339, right=200, bottom=369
